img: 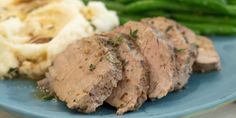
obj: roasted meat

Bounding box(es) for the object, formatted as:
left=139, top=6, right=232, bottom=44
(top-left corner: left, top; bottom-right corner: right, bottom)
left=114, top=21, right=176, bottom=99
left=193, top=36, right=221, bottom=72
left=99, top=32, right=149, bottom=115
left=142, top=17, right=197, bottom=90
left=39, top=36, right=122, bottom=113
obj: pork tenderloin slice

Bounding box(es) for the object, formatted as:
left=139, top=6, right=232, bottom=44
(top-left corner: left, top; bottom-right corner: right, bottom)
left=142, top=17, right=195, bottom=90
left=176, top=21, right=221, bottom=72
left=174, top=22, right=198, bottom=90
left=99, top=32, right=149, bottom=115
left=114, top=21, right=176, bottom=99
left=39, top=36, right=122, bottom=113
left=193, top=36, right=221, bottom=72
left=176, top=21, right=198, bottom=59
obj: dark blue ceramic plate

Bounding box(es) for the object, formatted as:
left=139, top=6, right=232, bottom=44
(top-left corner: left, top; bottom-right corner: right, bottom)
left=1, top=36, right=236, bottom=118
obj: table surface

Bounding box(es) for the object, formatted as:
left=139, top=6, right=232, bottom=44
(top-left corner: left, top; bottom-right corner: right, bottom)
left=1, top=102, right=236, bottom=118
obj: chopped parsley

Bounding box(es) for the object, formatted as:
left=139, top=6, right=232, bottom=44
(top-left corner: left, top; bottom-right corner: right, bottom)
left=33, top=88, right=54, bottom=101
left=165, top=26, right=173, bottom=33
left=106, top=36, right=123, bottom=47
left=105, top=54, right=122, bottom=68
left=91, top=24, right=97, bottom=31
left=192, top=42, right=199, bottom=48
left=129, top=29, right=138, bottom=39
left=8, top=68, right=17, bottom=73
left=89, top=64, right=96, bottom=71
left=88, top=19, right=97, bottom=31
left=105, top=54, right=119, bottom=64
left=174, top=48, right=186, bottom=53
left=121, top=59, right=129, bottom=66
left=105, top=54, right=114, bottom=63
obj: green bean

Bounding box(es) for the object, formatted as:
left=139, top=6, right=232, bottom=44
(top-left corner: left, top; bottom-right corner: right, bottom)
left=119, top=18, right=128, bottom=25
left=119, top=13, right=157, bottom=24
left=216, top=0, right=228, bottom=4
left=226, top=5, right=236, bottom=15
left=119, top=17, right=131, bottom=25
left=181, top=22, right=236, bottom=35
left=96, top=0, right=236, bottom=35
left=124, top=11, right=170, bottom=18
left=82, top=0, right=90, bottom=4
left=123, top=0, right=189, bottom=13
left=119, top=15, right=144, bottom=22
left=177, top=0, right=228, bottom=13
left=123, top=0, right=225, bottom=15
left=102, top=1, right=125, bottom=13
left=144, top=11, right=236, bottom=25
left=144, top=11, right=171, bottom=18
left=171, top=13, right=236, bottom=26
left=122, top=11, right=236, bottom=34
left=119, top=11, right=172, bottom=23
left=114, top=0, right=136, bottom=4
left=227, top=0, right=236, bottom=5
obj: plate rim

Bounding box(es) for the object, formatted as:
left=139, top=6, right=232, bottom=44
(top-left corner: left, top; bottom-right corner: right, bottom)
left=1, top=91, right=236, bottom=118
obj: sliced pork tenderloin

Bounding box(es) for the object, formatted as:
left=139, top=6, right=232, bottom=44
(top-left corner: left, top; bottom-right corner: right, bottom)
left=176, top=22, right=199, bottom=59
left=176, top=23, right=221, bottom=72
left=193, top=36, right=221, bottom=72
left=39, top=36, right=122, bottom=113
left=142, top=17, right=196, bottom=90
left=98, top=32, right=149, bottom=115
left=114, top=21, right=176, bottom=99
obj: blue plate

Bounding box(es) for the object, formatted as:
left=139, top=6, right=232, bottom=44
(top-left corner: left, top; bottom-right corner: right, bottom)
left=1, top=36, right=236, bottom=118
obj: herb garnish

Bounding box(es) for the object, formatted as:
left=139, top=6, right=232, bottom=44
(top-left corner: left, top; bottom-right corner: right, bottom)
left=165, top=26, right=173, bottom=33
left=88, top=19, right=97, bottom=31
left=192, top=42, right=199, bottom=48
left=89, top=64, right=96, bottom=71
left=33, top=88, right=54, bottom=101
left=8, top=68, right=17, bottom=73
left=121, top=59, right=129, bottom=66
left=105, top=54, right=114, bottom=63
left=174, top=48, right=186, bottom=53
left=129, top=29, right=138, bottom=39
left=107, top=36, right=123, bottom=47
left=7, top=68, right=18, bottom=77
left=105, top=54, right=119, bottom=64
left=105, top=54, right=122, bottom=68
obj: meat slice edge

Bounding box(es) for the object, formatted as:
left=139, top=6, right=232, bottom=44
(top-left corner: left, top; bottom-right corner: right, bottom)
left=99, top=32, right=149, bottom=115
left=176, top=22, right=221, bottom=72
left=193, top=36, right=221, bottom=72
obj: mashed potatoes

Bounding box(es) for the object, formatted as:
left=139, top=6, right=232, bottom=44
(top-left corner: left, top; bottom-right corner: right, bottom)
left=0, top=0, right=119, bottom=79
